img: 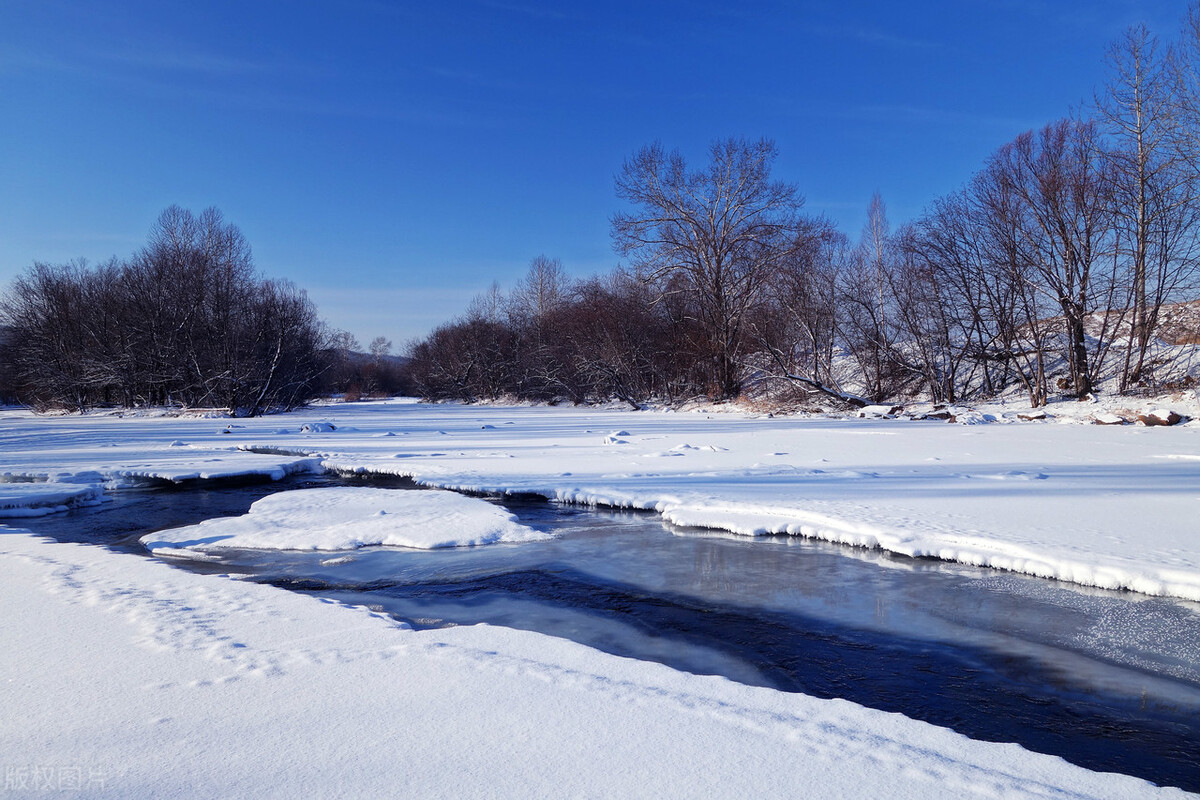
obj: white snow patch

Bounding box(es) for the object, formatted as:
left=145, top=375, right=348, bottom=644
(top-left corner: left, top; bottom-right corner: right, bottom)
left=141, top=487, right=552, bottom=553
left=858, top=404, right=902, bottom=417
left=3, top=399, right=1200, bottom=601
left=0, top=482, right=104, bottom=517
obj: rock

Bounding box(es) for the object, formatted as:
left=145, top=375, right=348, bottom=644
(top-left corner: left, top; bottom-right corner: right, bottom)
left=1017, top=410, right=1048, bottom=421
left=1092, top=413, right=1127, bottom=425
left=857, top=404, right=903, bottom=418
left=951, top=411, right=992, bottom=425
left=300, top=422, right=337, bottom=433
left=924, top=410, right=953, bottom=420
left=1137, top=409, right=1184, bottom=427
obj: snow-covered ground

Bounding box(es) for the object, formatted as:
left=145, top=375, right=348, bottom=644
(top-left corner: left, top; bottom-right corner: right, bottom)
left=3, top=396, right=1197, bottom=600
left=1, top=397, right=1199, bottom=796
left=0, top=481, right=103, bottom=517
left=0, top=531, right=1187, bottom=798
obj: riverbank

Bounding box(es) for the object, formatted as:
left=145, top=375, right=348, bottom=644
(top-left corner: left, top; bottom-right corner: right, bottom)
left=3, top=399, right=1199, bottom=795
left=0, top=530, right=1186, bottom=798
left=2, top=398, right=1198, bottom=600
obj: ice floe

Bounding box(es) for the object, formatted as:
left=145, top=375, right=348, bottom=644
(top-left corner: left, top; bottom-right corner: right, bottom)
left=141, top=486, right=552, bottom=553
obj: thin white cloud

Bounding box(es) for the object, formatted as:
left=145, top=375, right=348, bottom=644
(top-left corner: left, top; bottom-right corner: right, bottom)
left=806, top=23, right=940, bottom=50
left=848, top=103, right=1036, bottom=132
left=87, top=48, right=276, bottom=78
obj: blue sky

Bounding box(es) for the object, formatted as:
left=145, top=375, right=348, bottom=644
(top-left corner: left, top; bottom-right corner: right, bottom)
left=0, top=0, right=1187, bottom=347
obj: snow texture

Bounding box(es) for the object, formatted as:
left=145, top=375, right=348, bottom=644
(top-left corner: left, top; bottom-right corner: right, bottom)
left=0, top=531, right=1185, bottom=799
left=0, top=481, right=103, bottom=517
left=141, top=486, right=551, bottom=553
left=1, top=399, right=1199, bottom=600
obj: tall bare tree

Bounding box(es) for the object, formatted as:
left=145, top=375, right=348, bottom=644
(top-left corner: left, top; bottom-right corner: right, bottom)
left=612, top=138, right=806, bottom=399
left=991, top=119, right=1116, bottom=397
left=752, top=218, right=867, bottom=406
left=839, top=192, right=899, bottom=400
left=1097, top=24, right=1200, bottom=389
left=864, top=190, right=892, bottom=349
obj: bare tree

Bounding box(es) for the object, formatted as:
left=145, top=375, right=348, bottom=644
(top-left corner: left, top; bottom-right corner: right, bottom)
left=566, top=271, right=662, bottom=408
left=508, top=255, right=568, bottom=323
left=369, top=336, right=392, bottom=362
left=836, top=194, right=904, bottom=400
left=907, top=193, right=997, bottom=400
left=751, top=218, right=867, bottom=406
left=0, top=207, right=326, bottom=414
left=467, top=281, right=506, bottom=324
left=1097, top=24, right=1200, bottom=389
left=991, top=119, right=1116, bottom=397
left=864, top=190, right=892, bottom=351
left=612, top=138, right=807, bottom=399
left=506, top=256, right=577, bottom=400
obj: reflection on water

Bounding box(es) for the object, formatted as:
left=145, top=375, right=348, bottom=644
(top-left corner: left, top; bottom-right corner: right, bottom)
left=20, top=479, right=1200, bottom=792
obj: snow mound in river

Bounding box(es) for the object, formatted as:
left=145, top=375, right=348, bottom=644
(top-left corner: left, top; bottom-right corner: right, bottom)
left=142, top=487, right=551, bottom=553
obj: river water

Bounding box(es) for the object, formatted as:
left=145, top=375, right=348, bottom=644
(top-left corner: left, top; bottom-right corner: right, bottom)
left=21, top=473, right=1200, bottom=792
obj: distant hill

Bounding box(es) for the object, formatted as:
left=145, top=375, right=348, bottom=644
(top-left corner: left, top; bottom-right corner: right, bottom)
left=1155, top=299, right=1200, bottom=346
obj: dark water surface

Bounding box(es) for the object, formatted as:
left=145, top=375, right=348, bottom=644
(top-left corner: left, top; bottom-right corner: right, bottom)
left=20, top=475, right=1200, bottom=792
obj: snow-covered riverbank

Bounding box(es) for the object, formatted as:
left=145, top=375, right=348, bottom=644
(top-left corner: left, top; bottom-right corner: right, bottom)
left=3, top=399, right=1199, bottom=796
left=1, top=530, right=1188, bottom=798
left=2, top=398, right=1198, bottom=600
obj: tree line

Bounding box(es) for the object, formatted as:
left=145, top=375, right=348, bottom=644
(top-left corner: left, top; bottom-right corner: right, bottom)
left=1, top=206, right=327, bottom=414
left=409, top=14, right=1200, bottom=409
left=8, top=15, right=1200, bottom=414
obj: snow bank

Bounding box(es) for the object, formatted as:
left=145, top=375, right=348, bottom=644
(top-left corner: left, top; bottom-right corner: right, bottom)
left=305, top=404, right=1200, bottom=603
left=142, top=487, right=551, bottom=553
left=0, top=482, right=103, bottom=517
left=0, top=532, right=1183, bottom=799
left=3, top=400, right=1200, bottom=600
left=0, top=414, right=324, bottom=494
left=95, top=450, right=324, bottom=484
left=657, top=502, right=1200, bottom=601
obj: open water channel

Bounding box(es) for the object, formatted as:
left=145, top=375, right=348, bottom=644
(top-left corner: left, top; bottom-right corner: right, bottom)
left=21, top=472, right=1200, bottom=792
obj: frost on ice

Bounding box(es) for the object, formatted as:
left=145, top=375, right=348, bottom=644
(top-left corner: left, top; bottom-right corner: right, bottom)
left=142, top=486, right=552, bottom=553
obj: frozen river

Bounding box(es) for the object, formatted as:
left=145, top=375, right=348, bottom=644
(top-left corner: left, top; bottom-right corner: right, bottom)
left=22, top=473, right=1200, bottom=793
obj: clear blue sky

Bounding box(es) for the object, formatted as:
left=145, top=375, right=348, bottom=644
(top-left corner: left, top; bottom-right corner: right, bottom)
left=0, top=0, right=1187, bottom=348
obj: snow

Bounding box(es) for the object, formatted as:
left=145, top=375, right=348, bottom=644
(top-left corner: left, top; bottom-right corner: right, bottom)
left=0, top=530, right=1185, bottom=799
left=141, top=486, right=551, bottom=554
left=1, top=399, right=1199, bottom=601
left=3, top=400, right=1200, bottom=794
left=0, top=481, right=103, bottom=517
